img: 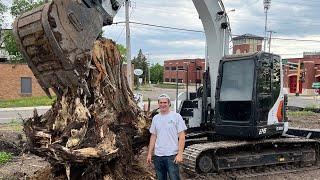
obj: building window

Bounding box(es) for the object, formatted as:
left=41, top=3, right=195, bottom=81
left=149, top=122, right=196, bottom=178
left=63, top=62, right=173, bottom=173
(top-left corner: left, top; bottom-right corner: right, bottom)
left=165, top=78, right=170, bottom=82
left=171, top=66, right=177, bottom=71
left=165, top=67, right=170, bottom=70
left=171, top=79, right=176, bottom=82
left=21, top=77, right=32, bottom=94
left=178, top=79, right=183, bottom=83
left=178, top=66, right=183, bottom=69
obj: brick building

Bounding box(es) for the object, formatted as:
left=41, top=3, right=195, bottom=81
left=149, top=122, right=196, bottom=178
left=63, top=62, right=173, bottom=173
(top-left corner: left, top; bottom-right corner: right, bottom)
left=0, top=63, right=48, bottom=100
left=283, top=52, right=320, bottom=95
left=0, top=63, right=134, bottom=100
left=233, top=34, right=263, bottom=54
left=163, top=59, right=205, bottom=84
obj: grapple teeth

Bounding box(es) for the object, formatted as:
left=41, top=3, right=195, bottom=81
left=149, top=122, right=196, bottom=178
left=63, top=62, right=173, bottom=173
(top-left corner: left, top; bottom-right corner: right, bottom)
left=13, top=0, right=104, bottom=97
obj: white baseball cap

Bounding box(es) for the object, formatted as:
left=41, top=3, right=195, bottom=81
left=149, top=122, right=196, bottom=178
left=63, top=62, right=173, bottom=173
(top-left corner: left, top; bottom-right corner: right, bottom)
left=158, top=94, right=171, bottom=101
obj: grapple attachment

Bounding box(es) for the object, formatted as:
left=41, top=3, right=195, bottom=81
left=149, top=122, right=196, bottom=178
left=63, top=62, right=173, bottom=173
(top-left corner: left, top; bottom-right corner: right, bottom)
left=13, top=0, right=104, bottom=97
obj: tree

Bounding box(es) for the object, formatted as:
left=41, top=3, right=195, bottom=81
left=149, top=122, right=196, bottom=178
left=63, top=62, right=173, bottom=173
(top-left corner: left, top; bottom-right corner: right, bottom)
left=3, top=30, right=24, bottom=62
left=2, top=0, right=45, bottom=63
left=116, top=44, right=126, bottom=63
left=132, top=49, right=148, bottom=85
left=0, top=2, right=7, bottom=32
left=10, top=0, right=44, bottom=17
left=150, top=63, right=164, bottom=84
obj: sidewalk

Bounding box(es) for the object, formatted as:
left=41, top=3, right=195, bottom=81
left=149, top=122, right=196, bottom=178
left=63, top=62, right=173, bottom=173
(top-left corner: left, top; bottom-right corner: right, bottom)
left=0, top=106, right=51, bottom=124
left=0, top=106, right=51, bottom=112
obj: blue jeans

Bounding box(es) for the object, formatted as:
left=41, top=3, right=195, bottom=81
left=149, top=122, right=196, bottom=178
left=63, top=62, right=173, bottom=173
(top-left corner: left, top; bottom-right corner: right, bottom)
left=153, top=155, right=180, bottom=180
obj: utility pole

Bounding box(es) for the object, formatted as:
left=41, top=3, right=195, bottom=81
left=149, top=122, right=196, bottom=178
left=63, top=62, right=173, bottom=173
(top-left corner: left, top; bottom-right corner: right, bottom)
left=296, top=60, right=301, bottom=96
left=125, top=0, right=132, bottom=89
left=176, top=69, right=179, bottom=112
left=263, top=0, right=271, bottom=52
left=148, top=62, right=151, bottom=84
left=267, top=30, right=276, bottom=53
left=146, top=53, right=151, bottom=85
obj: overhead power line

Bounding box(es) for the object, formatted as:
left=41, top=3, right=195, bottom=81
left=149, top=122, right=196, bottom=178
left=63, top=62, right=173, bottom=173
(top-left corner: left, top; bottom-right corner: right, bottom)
left=113, top=21, right=204, bottom=33
left=112, top=21, right=320, bottom=43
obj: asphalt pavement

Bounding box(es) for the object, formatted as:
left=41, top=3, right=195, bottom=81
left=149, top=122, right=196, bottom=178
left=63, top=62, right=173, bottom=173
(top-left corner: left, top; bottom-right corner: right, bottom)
left=0, top=106, right=50, bottom=124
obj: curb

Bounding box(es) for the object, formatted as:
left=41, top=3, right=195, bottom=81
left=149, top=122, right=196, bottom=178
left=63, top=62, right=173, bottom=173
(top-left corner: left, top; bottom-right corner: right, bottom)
left=0, top=106, right=51, bottom=112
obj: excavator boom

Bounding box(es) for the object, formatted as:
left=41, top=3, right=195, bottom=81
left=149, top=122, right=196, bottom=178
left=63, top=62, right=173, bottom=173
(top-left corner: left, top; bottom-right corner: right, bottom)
left=13, top=0, right=124, bottom=98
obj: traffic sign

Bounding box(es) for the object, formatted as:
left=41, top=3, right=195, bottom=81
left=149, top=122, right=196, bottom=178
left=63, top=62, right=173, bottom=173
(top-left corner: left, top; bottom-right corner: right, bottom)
left=134, top=69, right=143, bottom=76
left=312, top=82, right=320, bottom=89
left=282, top=59, right=288, bottom=65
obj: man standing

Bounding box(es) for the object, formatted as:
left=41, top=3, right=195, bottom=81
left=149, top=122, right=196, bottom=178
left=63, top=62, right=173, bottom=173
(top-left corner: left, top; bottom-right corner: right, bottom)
left=147, top=94, right=187, bottom=180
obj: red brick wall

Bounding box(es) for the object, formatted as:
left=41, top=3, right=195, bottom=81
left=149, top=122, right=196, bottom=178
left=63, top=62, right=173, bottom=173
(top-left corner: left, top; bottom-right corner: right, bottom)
left=233, top=44, right=250, bottom=54
left=164, top=59, right=205, bottom=84
left=0, top=63, right=47, bottom=100
left=283, top=57, right=320, bottom=94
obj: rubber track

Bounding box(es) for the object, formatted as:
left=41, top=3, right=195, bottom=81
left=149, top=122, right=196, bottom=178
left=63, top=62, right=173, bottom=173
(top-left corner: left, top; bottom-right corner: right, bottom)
left=186, top=164, right=320, bottom=179
left=183, top=137, right=318, bottom=173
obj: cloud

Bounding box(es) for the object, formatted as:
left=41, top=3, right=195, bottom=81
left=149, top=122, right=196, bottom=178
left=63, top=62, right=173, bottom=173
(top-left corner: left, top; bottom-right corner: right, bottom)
left=271, top=35, right=320, bottom=58
left=2, top=0, right=320, bottom=63
left=146, top=39, right=205, bottom=49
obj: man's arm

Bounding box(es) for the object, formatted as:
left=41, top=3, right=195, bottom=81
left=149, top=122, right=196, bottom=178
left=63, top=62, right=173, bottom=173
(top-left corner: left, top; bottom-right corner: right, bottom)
left=174, top=131, right=186, bottom=164
left=147, top=134, right=157, bottom=164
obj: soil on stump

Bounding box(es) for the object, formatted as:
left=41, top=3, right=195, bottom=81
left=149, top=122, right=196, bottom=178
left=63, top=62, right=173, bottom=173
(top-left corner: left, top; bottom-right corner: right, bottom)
left=22, top=39, right=151, bottom=180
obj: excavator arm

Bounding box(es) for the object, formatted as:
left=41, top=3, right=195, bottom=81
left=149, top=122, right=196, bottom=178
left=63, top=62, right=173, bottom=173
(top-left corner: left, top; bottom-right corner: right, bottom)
left=13, top=0, right=124, bottom=98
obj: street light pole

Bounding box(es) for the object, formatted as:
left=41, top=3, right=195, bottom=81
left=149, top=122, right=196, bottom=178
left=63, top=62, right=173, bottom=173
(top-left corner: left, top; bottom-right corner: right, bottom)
left=125, top=0, right=132, bottom=89
left=145, top=53, right=151, bottom=84
left=263, top=0, right=271, bottom=52
left=267, top=30, right=276, bottom=53
left=176, top=69, right=179, bottom=112
left=195, top=61, right=197, bottom=91
left=186, top=66, right=189, bottom=100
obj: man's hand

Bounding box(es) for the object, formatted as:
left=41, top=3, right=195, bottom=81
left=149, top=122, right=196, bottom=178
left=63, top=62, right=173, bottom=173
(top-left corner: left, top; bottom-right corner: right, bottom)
left=147, top=153, right=152, bottom=165
left=174, top=153, right=183, bottom=164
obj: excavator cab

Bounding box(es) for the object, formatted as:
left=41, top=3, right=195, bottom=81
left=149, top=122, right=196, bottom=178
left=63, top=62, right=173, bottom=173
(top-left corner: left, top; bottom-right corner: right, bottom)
left=214, top=52, right=287, bottom=138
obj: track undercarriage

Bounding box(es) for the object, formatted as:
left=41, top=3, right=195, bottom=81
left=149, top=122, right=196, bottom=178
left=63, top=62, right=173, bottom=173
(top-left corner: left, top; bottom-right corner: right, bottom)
left=183, top=132, right=320, bottom=177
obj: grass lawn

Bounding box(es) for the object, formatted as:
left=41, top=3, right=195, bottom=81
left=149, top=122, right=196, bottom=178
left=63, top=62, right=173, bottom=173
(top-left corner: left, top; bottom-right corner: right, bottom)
left=1, top=120, right=23, bottom=132
left=0, top=152, right=12, bottom=165
left=0, top=96, right=56, bottom=108
left=287, top=111, right=317, bottom=117
left=154, top=83, right=185, bottom=89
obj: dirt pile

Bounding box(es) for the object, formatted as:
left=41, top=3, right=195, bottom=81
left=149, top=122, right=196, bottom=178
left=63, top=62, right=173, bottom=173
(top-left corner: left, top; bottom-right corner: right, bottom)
left=23, top=39, right=151, bottom=179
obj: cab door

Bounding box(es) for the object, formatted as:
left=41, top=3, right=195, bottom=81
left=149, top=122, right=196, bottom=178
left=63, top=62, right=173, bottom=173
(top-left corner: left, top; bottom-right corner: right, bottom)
left=256, top=54, right=272, bottom=126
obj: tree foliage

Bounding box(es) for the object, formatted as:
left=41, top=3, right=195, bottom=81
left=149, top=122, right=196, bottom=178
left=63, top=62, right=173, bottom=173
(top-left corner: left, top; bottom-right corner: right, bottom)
left=0, top=2, right=7, bottom=30
left=3, top=30, right=24, bottom=62
left=116, top=44, right=126, bottom=63
left=132, top=49, right=148, bottom=85
left=3, top=0, right=45, bottom=63
left=150, top=63, right=163, bottom=84
left=10, top=0, right=44, bottom=17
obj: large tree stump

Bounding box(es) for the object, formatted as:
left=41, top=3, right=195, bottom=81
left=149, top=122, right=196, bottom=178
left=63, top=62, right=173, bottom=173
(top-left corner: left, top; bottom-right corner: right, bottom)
left=23, top=39, right=151, bottom=179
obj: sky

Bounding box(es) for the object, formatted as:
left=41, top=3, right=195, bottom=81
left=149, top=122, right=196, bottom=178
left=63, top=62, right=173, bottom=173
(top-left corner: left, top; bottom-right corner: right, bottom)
left=2, top=0, right=320, bottom=65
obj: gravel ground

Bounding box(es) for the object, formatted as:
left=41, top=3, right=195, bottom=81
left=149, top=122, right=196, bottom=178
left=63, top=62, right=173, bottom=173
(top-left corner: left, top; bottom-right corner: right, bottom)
left=289, top=113, right=320, bottom=129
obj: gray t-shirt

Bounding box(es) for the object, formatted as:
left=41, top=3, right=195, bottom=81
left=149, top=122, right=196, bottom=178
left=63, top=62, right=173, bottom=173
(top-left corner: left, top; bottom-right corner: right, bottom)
left=149, top=111, right=187, bottom=156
